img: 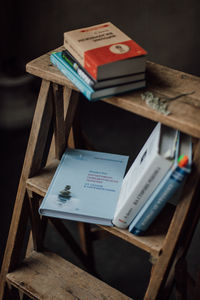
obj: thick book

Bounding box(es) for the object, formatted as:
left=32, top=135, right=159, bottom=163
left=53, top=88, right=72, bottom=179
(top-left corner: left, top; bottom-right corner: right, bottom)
left=63, top=22, right=147, bottom=80
left=128, top=132, right=192, bottom=235
left=112, top=122, right=178, bottom=228
left=39, top=149, right=129, bottom=226
left=61, top=49, right=145, bottom=90
left=50, top=51, right=146, bottom=101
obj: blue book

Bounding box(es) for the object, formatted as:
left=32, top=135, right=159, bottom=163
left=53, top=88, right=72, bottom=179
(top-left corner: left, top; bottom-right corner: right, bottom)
left=39, top=149, right=129, bottom=226
left=128, top=132, right=192, bottom=235
left=50, top=52, right=145, bottom=101
left=61, top=49, right=145, bottom=90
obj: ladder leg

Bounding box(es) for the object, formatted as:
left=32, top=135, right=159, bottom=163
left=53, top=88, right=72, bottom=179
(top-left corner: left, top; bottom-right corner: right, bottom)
left=0, top=80, right=54, bottom=300
left=47, top=84, right=81, bottom=160
left=78, top=222, right=97, bottom=275
left=28, top=191, right=48, bottom=252
left=175, top=258, right=188, bottom=300
left=5, top=282, right=21, bottom=300
left=5, top=285, right=30, bottom=300
left=52, top=83, right=66, bottom=159
left=144, top=140, right=200, bottom=300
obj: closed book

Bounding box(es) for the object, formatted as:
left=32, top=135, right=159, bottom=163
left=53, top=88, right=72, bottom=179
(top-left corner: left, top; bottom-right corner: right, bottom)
left=61, top=49, right=95, bottom=87
left=39, top=149, right=129, bottom=226
left=112, top=122, right=178, bottom=228
left=129, top=132, right=192, bottom=235
left=62, top=49, right=145, bottom=90
left=64, top=22, right=147, bottom=80
left=50, top=51, right=145, bottom=101
left=39, top=123, right=180, bottom=229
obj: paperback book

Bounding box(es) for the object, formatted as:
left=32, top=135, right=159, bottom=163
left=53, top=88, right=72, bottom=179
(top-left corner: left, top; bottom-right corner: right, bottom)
left=63, top=22, right=147, bottom=80
left=50, top=51, right=146, bottom=101
left=128, top=132, right=192, bottom=235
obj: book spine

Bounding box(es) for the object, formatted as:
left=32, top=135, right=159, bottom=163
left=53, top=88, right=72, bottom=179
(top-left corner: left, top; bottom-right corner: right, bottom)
left=64, top=39, right=99, bottom=80
left=64, top=37, right=84, bottom=65
left=112, top=155, right=172, bottom=229
left=129, top=166, right=189, bottom=235
left=62, top=50, right=95, bottom=87
left=50, top=53, right=94, bottom=101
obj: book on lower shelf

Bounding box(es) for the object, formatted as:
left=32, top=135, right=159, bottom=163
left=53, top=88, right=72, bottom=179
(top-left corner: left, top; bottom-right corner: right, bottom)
left=39, top=122, right=188, bottom=230
left=128, top=131, right=192, bottom=235
left=39, top=149, right=129, bottom=226
left=63, top=22, right=147, bottom=81
left=112, top=122, right=178, bottom=228
left=50, top=51, right=146, bottom=101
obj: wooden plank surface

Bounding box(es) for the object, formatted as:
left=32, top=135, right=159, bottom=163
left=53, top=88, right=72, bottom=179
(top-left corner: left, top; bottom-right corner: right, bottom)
left=7, top=251, right=132, bottom=300
left=27, top=46, right=76, bottom=90
left=104, top=63, right=200, bottom=138
left=26, top=159, right=59, bottom=197
left=26, top=47, right=200, bottom=138
left=26, top=160, right=174, bottom=257
left=100, top=202, right=174, bottom=258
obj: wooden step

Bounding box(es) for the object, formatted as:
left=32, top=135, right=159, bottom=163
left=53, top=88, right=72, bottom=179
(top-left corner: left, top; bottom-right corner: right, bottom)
left=26, top=46, right=200, bottom=139
left=26, top=159, right=60, bottom=197
left=6, top=250, right=132, bottom=300
left=26, top=160, right=175, bottom=258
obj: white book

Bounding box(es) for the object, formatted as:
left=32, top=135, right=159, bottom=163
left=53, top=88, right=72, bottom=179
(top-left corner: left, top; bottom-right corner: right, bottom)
left=112, top=122, right=178, bottom=228
left=128, top=131, right=192, bottom=235
left=63, top=22, right=147, bottom=81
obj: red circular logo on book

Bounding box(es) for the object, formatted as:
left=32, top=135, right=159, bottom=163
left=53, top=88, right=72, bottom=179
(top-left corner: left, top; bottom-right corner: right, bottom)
left=109, top=44, right=130, bottom=54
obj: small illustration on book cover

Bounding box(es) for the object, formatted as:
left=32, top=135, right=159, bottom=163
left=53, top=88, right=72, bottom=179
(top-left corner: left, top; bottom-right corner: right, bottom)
left=58, top=185, right=72, bottom=203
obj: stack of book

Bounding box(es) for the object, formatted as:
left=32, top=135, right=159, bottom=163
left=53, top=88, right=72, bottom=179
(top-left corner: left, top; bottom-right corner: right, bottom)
left=39, top=122, right=192, bottom=235
left=50, top=22, right=147, bottom=101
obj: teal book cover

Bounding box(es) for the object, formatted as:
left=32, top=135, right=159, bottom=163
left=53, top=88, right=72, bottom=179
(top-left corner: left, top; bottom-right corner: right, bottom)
left=50, top=52, right=145, bottom=101
left=39, top=148, right=129, bottom=226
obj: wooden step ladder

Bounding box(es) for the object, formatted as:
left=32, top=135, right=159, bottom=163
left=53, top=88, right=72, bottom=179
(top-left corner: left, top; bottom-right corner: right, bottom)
left=1, top=46, right=200, bottom=300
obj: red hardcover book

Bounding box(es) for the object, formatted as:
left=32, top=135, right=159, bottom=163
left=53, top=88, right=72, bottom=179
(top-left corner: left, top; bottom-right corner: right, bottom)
left=64, top=22, right=147, bottom=80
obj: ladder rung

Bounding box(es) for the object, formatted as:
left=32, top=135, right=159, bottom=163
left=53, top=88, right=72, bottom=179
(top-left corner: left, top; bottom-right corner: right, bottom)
left=26, top=159, right=60, bottom=197
left=6, top=251, right=132, bottom=300
left=26, top=160, right=175, bottom=257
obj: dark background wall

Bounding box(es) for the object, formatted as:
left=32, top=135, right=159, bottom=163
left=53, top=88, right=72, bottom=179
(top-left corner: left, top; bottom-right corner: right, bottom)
left=1, top=0, right=200, bottom=136
left=1, top=0, right=200, bottom=74
left=1, top=1, right=200, bottom=297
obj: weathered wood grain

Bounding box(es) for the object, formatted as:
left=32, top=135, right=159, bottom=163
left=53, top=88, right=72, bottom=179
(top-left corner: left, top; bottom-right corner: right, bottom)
left=6, top=251, right=132, bottom=300
left=0, top=80, right=53, bottom=299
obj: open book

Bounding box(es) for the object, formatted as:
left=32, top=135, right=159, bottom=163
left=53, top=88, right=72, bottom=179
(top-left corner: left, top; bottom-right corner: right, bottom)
left=39, top=123, right=180, bottom=228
